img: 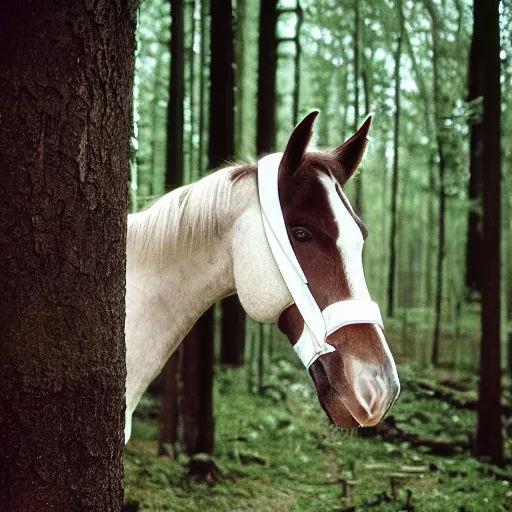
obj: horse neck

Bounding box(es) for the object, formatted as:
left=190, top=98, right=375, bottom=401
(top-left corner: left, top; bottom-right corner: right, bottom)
left=124, top=170, right=253, bottom=412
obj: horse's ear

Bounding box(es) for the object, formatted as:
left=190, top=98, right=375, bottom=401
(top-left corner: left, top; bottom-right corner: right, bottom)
left=280, top=110, right=319, bottom=176
left=333, top=114, right=373, bottom=179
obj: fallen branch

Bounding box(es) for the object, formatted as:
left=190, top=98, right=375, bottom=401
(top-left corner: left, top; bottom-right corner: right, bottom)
left=375, top=416, right=468, bottom=456
left=406, top=378, right=512, bottom=416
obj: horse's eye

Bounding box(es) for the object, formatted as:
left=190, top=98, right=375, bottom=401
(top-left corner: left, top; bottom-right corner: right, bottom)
left=292, top=227, right=313, bottom=243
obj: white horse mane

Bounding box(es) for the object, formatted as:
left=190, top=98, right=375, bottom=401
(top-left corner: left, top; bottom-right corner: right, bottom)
left=127, top=166, right=250, bottom=266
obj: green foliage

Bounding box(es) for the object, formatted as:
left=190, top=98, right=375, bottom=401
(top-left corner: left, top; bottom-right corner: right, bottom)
left=125, top=353, right=512, bottom=511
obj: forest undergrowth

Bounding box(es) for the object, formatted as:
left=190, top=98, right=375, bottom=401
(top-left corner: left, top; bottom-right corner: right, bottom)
left=124, top=334, right=512, bottom=512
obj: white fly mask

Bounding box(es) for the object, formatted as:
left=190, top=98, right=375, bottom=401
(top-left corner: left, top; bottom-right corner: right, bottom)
left=258, top=153, right=384, bottom=369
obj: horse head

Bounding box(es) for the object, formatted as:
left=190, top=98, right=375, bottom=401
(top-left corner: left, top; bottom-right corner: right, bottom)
left=231, top=111, right=399, bottom=429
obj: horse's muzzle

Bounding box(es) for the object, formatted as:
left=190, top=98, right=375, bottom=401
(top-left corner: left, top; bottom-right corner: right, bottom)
left=309, top=323, right=400, bottom=428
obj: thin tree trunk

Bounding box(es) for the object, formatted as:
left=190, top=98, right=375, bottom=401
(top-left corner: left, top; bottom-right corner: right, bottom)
left=421, top=0, right=446, bottom=367
left=404, top=25, right=437, bottom=308
left=188, top=0, right=197, bottom=182
left=258, top=324, right=265, bottom=394
left=387, top=0, right=404, bottom=318
left=476, top=0, right=503, bottom=465
left=292, top=2, right=303, bottom=126
left=257, top=0, right=279, bottom=155
left=235, top=0, right=246, bottom=155
left=430, top=27, right=446, bottom=368
left=158, top=351, right=180, bottom=457
left=151, top=45, right=166, bottom=195
left=166, top=0, right=185, bottom=190
left=353, top=0, right=363, bottom=214
left=0, top=1, right=135, bottom=508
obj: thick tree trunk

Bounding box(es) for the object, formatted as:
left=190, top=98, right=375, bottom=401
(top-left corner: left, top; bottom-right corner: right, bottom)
left=465, top=0, right=485, bottom=299
left=257, top=0, right=279, bottom=155
left=0, top=1, right=135, bottom=509
left=476, top=0, right=503, bottom=465
left=387, top=0, right=403, bottom=318
left=166, top=0, right=185, bottom=190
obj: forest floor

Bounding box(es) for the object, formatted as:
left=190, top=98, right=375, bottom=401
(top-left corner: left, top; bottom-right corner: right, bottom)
left=124, top=353, right=512, bottom=511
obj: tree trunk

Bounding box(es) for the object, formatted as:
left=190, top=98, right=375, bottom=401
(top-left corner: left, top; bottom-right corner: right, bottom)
left=0, top=1, right=135, bottom=509
left=209, top=0, right=246, bottom=366
left=179, top=323, right=200, bottom=455
left=404, top=24, right=436, bottom=308
left=159, top=0, right=186, bottom=459
left=235, top=0, right=246, bottom=155
left=257, top=0, right=279, bottom=155
left=166, top=0, right=185, bottom=190
left=158, top=351, right=180, bottom=457
left=151, top=45, right=166, bottom=195
left=431, top=27, right=446, bottom=368
left=198, top=0, right=208, bottom=175
left=421, top=0, right=446, bottom=367
left=465, top=0, right=485, bottom=300
left=195, top=307, right=215, bottom=453
left=353, top=0, right=363, bottom=215
left=221, top=296, right=246, bottom=366
left=188, top=0, right=198, bottom=183
left=476, top=0, right=503, bottom=465
left=387, top=0, right=404, bottom=318
left=292, top=2, right=304, bottom=126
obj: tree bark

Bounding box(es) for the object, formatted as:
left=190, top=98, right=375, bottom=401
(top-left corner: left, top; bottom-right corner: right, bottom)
left=475, top=0, right=503, bottom=465
left=387, top=0, right=404, bottom=318
left=257, top=0, right=279, bottom=155
left=166, top=0, right=185, bottom=190
left=465, top=0, right=485, bottom=299
left=0, top=1, right=136, bottom=509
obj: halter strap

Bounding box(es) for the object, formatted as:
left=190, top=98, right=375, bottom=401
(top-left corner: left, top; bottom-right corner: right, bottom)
left=257, top=153, right=384, bottom=369
left=294, top=300, right=384, bottom=368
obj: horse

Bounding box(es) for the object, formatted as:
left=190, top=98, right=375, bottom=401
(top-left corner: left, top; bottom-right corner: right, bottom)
left=124, top=111, right=400, bottom=443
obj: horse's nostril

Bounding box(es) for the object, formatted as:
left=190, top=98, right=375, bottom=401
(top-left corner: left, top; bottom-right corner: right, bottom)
left=349, top=363, right=397, bottom=426
left=355, top=371, right=382, bottom=417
